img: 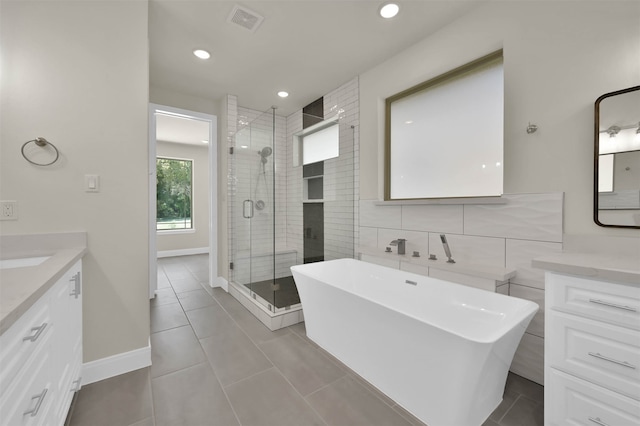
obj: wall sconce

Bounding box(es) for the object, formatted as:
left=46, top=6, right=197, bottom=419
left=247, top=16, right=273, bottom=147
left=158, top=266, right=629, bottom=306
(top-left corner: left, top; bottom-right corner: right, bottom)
left=526, top=123, right=538, bottom=134
left=606, top=125, right=621, bottom=138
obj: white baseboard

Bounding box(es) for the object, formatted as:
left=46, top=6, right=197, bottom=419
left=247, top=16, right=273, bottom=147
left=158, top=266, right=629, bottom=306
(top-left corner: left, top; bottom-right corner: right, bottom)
left=157, top=247, right=209, bottom=258
left=214, top=276, right=228, bottom=291
left=81, top=344, right=151, bottom=385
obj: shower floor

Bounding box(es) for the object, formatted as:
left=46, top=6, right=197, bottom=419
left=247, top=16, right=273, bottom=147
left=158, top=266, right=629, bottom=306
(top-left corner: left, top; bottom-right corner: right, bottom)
left=245, top=276, right=300, bottom=308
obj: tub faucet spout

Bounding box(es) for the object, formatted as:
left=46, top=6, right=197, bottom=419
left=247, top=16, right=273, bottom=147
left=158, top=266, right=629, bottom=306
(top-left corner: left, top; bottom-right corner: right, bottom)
left=389, top=239, right=406, bottom=255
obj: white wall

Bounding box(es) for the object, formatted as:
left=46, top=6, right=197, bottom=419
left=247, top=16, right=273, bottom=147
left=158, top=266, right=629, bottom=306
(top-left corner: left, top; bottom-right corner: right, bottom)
left=156, top=141, right=210, bottom=253
left=360, top=0, right=640, bottom=237
left=0, top=1, right=150, bottom=363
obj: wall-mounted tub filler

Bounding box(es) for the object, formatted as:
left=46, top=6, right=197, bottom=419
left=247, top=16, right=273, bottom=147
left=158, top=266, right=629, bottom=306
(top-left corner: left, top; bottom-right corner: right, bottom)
left=389, top=238, right=406, bottom=255
left=440, top=234, right=455, bottom=263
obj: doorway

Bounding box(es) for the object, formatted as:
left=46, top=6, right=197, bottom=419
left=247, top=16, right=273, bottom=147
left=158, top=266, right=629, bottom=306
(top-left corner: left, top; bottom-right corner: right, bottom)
left=148, top=104, right=217, bottom=298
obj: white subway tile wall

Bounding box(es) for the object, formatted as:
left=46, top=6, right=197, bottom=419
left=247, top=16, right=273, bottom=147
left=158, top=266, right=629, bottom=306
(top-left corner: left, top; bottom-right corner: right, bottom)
left=286, top=77, right=360, bottom=263
left=322, top=77, right=359, bottom=261
left=359, top=192, right=564, bottom=385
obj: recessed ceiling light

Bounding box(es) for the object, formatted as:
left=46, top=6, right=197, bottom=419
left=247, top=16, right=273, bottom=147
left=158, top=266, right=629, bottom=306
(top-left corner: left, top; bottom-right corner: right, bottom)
left=193, top=49, right=211, bottom=60
left=379, top=3, right=399, bottom=19
left=277, top=91, right=289, bottom=98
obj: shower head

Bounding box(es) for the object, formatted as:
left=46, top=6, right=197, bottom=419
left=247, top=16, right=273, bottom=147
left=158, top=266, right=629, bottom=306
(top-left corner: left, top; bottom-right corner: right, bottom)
left=259, top=146, right=273, bottom=158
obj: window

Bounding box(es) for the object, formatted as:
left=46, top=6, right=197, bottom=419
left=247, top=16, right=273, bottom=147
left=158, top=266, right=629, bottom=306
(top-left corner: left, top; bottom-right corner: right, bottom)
left=156, top=157, right=193, bottom=230
left=385, top=50, right=504, bottom=200
left=293, top=117, right=340, bottom=166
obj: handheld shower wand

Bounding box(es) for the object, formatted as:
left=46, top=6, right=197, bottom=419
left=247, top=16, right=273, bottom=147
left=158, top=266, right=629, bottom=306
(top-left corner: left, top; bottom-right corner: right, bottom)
left=440, top=234, right=455, bottom=264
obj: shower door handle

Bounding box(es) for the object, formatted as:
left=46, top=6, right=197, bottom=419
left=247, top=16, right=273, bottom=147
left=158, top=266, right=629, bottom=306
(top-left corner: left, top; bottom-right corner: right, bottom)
left=243, top=199, right=254, bottom=219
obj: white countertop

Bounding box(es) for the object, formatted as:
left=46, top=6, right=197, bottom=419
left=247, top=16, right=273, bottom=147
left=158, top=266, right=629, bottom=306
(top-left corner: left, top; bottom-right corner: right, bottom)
left=358, top=246, right=516, bottom=282
left=0, top=232, right=87, bottom=335
left=532, top=252, right=640, bottom=286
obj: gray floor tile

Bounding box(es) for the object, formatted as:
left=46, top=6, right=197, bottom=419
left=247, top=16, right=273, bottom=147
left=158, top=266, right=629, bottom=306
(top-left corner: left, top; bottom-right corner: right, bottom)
left=150, top=287, right=178, bottom=307
left=230, top=304, right=291, bottom=345
left=186, top=265, right=209, bottom=281
left=150, top=302, right=189, bottom=333
left=185, top=304, right=237, bottom=339
left=150, top=325, right=207, bottom=378
left=200, top=281, right=215, bottom=296
left=306, top=375, right=413, bottom=426
left=259, top=332, right=346, bottom=396
left=169, top=276, right=203, bottom=293
left=288, top=322, right=321, bottom=349
left=225, top=368, right=325, bottom=426
left=505, top=373, right=544, bottom=402
left=157, top=270, right=171, bottom=289
left=499, top=396, right=544, bottom=426
left=347, top=372, right=396, bottom=408
left=392, top=404, right=428, bottom=426
left=488, top=389, right=518, bottom=423
left=128, top=417, right=154, bottom=426
left=177, top=288, right=218, bottom=311
left=164, top=270, right=195, bottom=283
left=152, top=363, right=239, bottom=426
left=69, top=368, right=152, bottom=426
left=212, top=288, right=290, bottom=344
left=200, top=325, right=273, bottom=386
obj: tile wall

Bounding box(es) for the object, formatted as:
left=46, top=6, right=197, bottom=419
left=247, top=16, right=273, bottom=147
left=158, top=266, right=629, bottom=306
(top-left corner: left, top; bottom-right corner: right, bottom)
left=359, top=192, right=565, bottom=384
left=286, top=77, right=361, bottom=262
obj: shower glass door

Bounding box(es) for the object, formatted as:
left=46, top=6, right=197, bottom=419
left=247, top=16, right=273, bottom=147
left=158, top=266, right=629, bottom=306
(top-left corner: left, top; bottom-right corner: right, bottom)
left=231, top=108, right=277, bottom=308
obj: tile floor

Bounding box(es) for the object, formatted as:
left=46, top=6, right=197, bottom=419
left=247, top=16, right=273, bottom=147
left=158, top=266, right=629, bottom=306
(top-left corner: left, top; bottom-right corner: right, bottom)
left=68, top=255, right=544, bottom=426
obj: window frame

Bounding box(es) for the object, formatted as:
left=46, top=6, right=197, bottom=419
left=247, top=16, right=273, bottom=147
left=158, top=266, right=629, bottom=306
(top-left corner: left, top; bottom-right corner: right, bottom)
left=384, top=50, right=504, bottom=201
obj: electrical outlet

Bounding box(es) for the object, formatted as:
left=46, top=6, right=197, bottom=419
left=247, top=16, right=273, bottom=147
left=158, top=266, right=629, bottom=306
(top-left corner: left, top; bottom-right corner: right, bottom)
left=0, top=201, right=18, bottom=220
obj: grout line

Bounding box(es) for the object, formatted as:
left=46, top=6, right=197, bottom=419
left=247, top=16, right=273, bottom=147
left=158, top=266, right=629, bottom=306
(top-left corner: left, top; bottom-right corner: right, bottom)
left=495, top=394, right=522, bottom=424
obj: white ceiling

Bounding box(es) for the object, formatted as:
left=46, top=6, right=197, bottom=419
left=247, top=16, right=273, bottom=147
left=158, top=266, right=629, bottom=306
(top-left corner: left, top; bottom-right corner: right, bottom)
left=149, top=0, right=485, bottom=119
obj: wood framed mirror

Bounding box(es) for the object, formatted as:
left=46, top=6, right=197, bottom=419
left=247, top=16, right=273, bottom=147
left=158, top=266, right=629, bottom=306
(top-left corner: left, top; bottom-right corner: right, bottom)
left=594, top=85, right=640, bottom=228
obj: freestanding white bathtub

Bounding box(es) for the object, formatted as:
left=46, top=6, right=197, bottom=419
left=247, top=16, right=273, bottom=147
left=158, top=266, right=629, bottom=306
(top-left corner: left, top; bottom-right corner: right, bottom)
left=291, top=258, right=538, bottom=426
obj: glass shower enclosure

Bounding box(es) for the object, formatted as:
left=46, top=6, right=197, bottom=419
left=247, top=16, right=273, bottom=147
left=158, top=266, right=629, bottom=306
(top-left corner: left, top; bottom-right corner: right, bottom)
left=229, top=107, right=356, bottom=314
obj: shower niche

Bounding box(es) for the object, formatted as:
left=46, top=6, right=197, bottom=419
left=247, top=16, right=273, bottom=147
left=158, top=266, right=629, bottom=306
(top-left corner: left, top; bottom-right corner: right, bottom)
left=228, top=105, right=357, bottom=330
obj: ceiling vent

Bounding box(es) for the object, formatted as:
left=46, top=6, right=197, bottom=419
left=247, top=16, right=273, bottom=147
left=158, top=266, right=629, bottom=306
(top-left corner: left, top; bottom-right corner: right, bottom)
left=227, top=5, right=264, bottom=33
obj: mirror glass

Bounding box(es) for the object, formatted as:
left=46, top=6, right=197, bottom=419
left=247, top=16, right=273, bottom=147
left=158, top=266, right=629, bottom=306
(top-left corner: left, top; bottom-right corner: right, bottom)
left=594, top=85, right=640, bottom=228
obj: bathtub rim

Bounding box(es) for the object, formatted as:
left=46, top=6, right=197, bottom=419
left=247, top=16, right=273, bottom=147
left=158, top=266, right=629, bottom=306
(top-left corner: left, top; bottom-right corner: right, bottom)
left=291, top=258, right=539, bottom=345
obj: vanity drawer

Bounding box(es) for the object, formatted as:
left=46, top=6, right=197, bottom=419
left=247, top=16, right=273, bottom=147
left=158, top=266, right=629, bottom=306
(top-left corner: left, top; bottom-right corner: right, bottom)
left=547, top=311, right=640, bottom=400
left=0, top=327, right=53, bottom=426
left=547, top=368, right=640, bottom=426
left=0, top=295, right=52, bottom=396
left=547, top=272, right=640, bottom=330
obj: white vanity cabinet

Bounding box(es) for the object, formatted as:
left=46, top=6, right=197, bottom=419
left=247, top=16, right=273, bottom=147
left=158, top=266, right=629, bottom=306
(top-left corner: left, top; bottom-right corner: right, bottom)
left=0, top=260, right=83, bottom=426
left=544, top=271, right=640, bottom=425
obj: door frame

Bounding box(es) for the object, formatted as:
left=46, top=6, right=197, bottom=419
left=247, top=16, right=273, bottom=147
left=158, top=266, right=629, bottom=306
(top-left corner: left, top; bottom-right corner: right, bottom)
left=148, top=104, right=217, bottom=298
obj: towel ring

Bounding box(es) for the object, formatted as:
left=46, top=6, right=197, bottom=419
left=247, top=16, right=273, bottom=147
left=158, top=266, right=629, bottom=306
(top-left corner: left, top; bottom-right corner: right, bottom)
left=21, top=137, right=60, bottom=166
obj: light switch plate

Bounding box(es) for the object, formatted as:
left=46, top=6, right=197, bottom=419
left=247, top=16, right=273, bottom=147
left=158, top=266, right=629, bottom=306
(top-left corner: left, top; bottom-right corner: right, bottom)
left=85, top=175, right=100, bottom=192
left=0, top=200, right=18, bottom=220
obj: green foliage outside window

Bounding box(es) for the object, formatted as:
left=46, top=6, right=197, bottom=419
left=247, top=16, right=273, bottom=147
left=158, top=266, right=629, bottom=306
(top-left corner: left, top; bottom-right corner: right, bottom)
left=157, top=157, right=193, bottom=230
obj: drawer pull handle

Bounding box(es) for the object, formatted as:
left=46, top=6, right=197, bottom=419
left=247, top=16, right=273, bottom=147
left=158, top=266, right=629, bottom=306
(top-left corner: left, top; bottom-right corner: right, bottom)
left=22, top=322, right=47, bottom=342
left=70, top=271, right=81, bottom=298
left=588, top=352, right=636, bottom=369
left=588, top=417, right=609, bottom=426
left=588, top=299, right=637, bottom=312
left=23, top=388, right=47, bottom=417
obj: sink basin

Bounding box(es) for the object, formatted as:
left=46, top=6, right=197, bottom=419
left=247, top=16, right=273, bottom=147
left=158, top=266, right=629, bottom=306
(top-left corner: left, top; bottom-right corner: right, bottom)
left=0, top=256, right=51, bottom=269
